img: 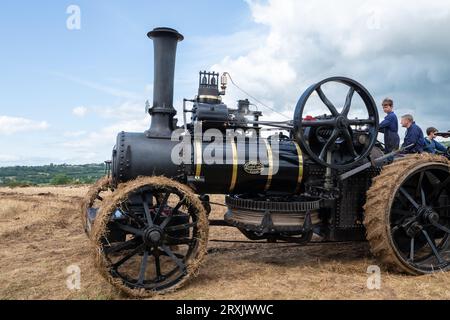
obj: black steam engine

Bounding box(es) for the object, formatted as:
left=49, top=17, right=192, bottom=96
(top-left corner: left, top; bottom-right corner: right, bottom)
left=82, top=27, right=450, bottom=297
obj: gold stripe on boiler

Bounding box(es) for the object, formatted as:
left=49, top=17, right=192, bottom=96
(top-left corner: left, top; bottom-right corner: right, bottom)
left=263, top=139, right=273, bottom=192
left=229, top=138, right=238, bottom=193
left=293, top=141, right=304, bottom=194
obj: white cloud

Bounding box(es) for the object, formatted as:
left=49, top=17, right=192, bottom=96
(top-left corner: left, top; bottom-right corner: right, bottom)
left=214, top=0, right=450, bottom=133
left=52, top=72, right=142, bottom=100
left=72, top=106, right=88, bottom=117
left=63, top=130, right=87, bottom=137
left=0, top=154, right=20, bottom=163
left=61, top=117, right=150, bottom=150
left=54, top=102, right=152, bottom=164
left=0, top=116, right=49, bottom=135
left=98, top=101, right=146, bottom=120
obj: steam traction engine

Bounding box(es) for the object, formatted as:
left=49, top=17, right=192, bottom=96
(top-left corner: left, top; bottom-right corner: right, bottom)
left=82, top=27, right=450, bottom=297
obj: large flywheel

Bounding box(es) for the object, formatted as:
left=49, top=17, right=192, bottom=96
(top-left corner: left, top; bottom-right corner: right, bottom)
left=294, top=77, right=379, bottom=170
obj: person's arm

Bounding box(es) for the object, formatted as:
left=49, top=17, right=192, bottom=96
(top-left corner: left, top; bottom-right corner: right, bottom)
left=434, top=140, right=448, bottom=153
left=379, top=114, right=393, bottom=130
left=423, top=138, right=432, bottom=153
left=414, top=128, right=425, bottom=152
left=403, top=130, right=412, bottom=147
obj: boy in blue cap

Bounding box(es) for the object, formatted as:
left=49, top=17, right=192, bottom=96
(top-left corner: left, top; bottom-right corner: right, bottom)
left=378, top=98, right=400, bottom=153
left=424, top=127, right=448, bottom=154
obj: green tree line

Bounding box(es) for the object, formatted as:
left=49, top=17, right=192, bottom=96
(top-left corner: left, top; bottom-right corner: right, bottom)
left=0, top=163, right=106, bottom=187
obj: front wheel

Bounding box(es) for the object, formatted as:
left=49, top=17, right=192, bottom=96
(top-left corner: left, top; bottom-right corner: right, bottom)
left=364, top=154, right=450, bottom=274
left=91, top=176, right=209, bottom=297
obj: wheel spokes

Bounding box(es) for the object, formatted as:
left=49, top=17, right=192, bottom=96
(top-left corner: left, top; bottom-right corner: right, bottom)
left=319, top=129, right=340, bottom=161
left=409, top=237, right=415, bottom=262
left=392, top=213, right=412, bottom=226
left=93, top=177, right=210, bottom=295
left=388, top=167, right=450, bottom=272
left=341, top=87, right=355, bottom=117
left=137, top=250, right=149, bottom=285
left=154, top=252, right=163, bottom=279
left=416, top=171, right=425, bottom=204
left=165, top=221, right=197, bottom=232
left=116, top=191, right=193, bottom=281
left=120, top=208, right=146, bottom=227
left=112, top=244, right=146, bottom=269
left=420, top=188, right=427, bottom=207
left=399, top=187, right=420, bottom=209
left=430, top=176, right=450, bottom=202
left=115, top=222, right=144, bottom=237
left=160, top=197, right=186, bottom=230
left=341, top=128, right=358, bottom=157
left=142, top=192, right=154, bottom=227
left=161, top=245, right=187, bottom=274
left=431, top=220, right=450, bottom=234
left=422, top=229, right=445, bottom=264
left=316, top=86, right=339, bottom=116
left=155, top=192, right=171, bottom=221
left=105, top=239, right=140, bottom=255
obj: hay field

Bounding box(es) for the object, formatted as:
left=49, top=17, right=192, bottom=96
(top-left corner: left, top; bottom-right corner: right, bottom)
left=0, top=185, right=449, bottom=300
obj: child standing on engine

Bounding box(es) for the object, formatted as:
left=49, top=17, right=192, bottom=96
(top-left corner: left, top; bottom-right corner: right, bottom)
left=378, top=98, right=400, bottom=153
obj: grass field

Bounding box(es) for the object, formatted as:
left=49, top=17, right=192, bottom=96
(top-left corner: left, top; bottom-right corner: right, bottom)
left=1, top=185, right=449, bottom=300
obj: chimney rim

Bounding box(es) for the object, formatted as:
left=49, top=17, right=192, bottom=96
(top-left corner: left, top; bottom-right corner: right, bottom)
left=147, top=27, right=184, bottom=42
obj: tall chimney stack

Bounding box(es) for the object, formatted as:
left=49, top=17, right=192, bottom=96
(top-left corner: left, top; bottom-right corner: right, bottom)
left=146, top=27, right=184, bottom=138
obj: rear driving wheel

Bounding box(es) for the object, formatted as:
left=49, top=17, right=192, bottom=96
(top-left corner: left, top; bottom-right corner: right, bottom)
left=364, top=154, right=450, bottom=274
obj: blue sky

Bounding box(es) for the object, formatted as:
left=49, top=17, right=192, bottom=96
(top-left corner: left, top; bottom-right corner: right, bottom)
left=0, top=0, right=256, bottom=165
left=1, top=0, right=449, bottom=166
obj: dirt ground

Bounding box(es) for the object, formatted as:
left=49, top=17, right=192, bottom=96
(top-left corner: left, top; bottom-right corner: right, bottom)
left=1, top=185, right=449, bottom=300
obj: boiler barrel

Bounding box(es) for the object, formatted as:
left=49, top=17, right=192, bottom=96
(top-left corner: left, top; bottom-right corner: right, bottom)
left=112, top=132, right=305, bottom=195
left=190, top=138, right=304, bottom=195
left=112, top=132, right=181, bottom=183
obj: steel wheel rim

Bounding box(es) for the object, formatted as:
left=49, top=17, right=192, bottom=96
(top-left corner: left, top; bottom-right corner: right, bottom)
left=389, top=164, right=450, bottom=273
left=100, top=185, right=201, bottom=292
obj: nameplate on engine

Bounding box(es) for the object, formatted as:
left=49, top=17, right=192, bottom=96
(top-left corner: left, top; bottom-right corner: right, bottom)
left=244, top=161, right=264, bottom=175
